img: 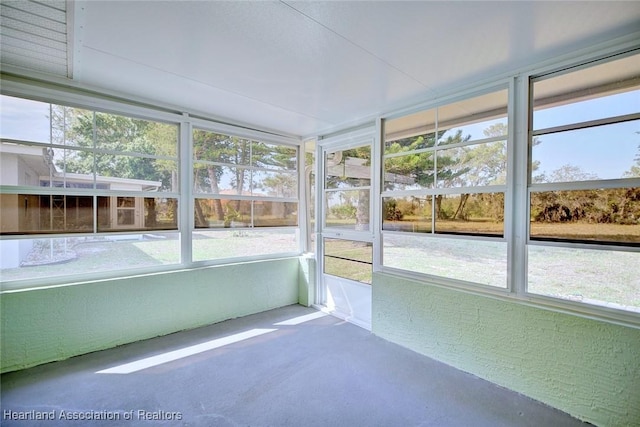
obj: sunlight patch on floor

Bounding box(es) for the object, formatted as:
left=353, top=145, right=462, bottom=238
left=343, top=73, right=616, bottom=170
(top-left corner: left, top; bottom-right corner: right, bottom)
left=96, top=328, right=277, bottom=374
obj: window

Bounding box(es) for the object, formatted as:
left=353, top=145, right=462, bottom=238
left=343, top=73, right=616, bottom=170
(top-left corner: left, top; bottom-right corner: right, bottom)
left=323, top=238, right=372, bottom=284
left=191, top=129, right=299, bottom=262
left=381, top=89, right=509, bottom=288
left=0, top=95, right=180, bottom=282
left=324, top=145, right=371, bottom=231
left=527, top=52, right=640, bottom=312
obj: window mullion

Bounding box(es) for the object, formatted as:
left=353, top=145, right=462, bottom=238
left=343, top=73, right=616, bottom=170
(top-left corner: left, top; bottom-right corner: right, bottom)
left=510, top=75, right=530, bottom=296
left=372, top=119, right=383, bottom=271
left=181, top=113, right=192, bottom=265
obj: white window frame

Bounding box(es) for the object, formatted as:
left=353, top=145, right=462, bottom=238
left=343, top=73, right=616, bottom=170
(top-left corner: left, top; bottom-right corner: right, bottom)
left=0, top=78, right=303, bottom=290
left=521, top=50, right=640, bottom=320
left=376, top=40, right=640, bottom=327
left=380, top=83, right=512, bottom=292
left=189, top=123, right=301, bottom=266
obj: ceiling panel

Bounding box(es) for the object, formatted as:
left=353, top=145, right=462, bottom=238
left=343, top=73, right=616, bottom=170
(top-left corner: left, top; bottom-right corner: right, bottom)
left=76, top=1, right=427, bottom=135
left=3, top=1, right=638, bottom=137
left=287, top=1, right=640, bottom=95
left=78, top=46, right=334, bottom=136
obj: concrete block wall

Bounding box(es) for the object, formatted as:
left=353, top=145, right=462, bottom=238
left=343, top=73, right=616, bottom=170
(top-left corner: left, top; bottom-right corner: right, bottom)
left=372, top=272, right=640, bottom=427
left=1, top=258, right=300, bottom=373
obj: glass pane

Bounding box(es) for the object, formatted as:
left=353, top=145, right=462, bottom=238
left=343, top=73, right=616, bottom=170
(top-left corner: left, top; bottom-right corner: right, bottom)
left=252, top=170, right=298, bottom=198
left=192, top=130, right=251, bottom=165
left=530, top=188, right=640, bottom=244
left=386, top=130, right=437, bottom=153
left=94, top=112, right=178, bottom=157
left=52, top=107, right=94, bottom=148
left=194, top=198, right=251, bottom=228
left=531, top=120, right=640, bottom=183
left=193, top=129, right=231, bottom=161
left=534, top=89, right=639, bottom=131
left=436, top=89, right=508, bottom=141
left=252, top=142, right=297, bottom=170
left=325, top=190, right=370, bottom=231
left=528, top=245, right=640, bottom=313
left=145, top=122, right=178, bottom=157
left=0, top=194, right=93, bottom=234
left=0, top=233, right=181, bottom=282
left=0, top=95, right=52, bottom=143
left=532, top=53, right=640, bottom=130
left=435, top=193, right=504, bottom=236
left=117, top=196, right=135, bottom=208
left=192, top=229, right=298, bottom=261
left=383, top=152, right=435, bottom=191
left=96, top=197, right=178, bottom=232
left=193, top=163, right=220, bottom=194
left=436, top=146, right=466, bottom=187
left=118, top=209, right=135, bottom=226
left=254, top=201, right=298, bottom=227
left=438, top=117, right=508, bottom=145
left=0, top=142, right=53, bottom=187
left=324, top=238, right=372, bottom=285
left=95, top=154, right=177, bottom=191
left=325, top=146, right=371, bottom=189
left=193, top=164, right=250, bottom=195
left=437, top=140, right=507, bottom=187
left=51, top=149, right=95, bottom=187
left=382, top=196, right=432, bottom=233
left=384, top=109, right=437, bottom=153
left=305, top=141, right=316, bottom=253
left=383, top=233, right=507, bottom=288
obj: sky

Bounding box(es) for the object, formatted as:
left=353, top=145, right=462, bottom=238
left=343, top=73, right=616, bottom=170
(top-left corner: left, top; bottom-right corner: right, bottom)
left=1, top=91, right=639, bottom=182
left=0, top=95, right=51, bottom=143
left=532, top=90, right=639, bottom=181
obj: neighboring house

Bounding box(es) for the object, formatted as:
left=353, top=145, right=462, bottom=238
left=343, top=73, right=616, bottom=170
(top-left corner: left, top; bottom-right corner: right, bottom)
left=0, top=140, right=161, bottom=268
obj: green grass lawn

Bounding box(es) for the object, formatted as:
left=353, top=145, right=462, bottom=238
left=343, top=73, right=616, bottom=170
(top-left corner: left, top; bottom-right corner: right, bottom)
left=1, top=236, right=180, bottom=282
left=3, top=228, right=638, bottom=313
left=1, top=230, right=297, bottom=282
left=383, top=233, right=639, bottom=311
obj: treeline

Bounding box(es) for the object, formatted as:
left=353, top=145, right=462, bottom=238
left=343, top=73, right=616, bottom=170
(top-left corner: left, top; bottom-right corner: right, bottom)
left=532, top=188, right=640, bottom=225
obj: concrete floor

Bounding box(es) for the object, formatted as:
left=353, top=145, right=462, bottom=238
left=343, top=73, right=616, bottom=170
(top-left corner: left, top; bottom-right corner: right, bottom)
left=1, top=304, right=588, bottom=427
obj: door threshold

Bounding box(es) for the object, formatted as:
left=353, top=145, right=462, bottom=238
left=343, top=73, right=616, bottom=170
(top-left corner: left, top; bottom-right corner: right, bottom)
left=312, top=304, right=371, bottom=331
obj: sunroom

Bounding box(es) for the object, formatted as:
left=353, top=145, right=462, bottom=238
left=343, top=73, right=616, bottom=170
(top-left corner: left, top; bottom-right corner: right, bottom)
left=1, top=2, right=639, bottom=426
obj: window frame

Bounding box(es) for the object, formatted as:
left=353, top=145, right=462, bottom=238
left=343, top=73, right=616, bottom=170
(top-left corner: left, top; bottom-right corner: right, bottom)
left=522, top=50, right=640, bottom=318
left=0, top=78, right=303, bottom=290
left=376, top=45, right=640, bottom=327
left=2, top=38, right=638, bottom=327
left=528, top=57, right=640, bottom=248
left=0, top=93, right=184, bottom=287
left=379, top=83, right=512, bottom=291
left=188, top=121, right=301, bottom=266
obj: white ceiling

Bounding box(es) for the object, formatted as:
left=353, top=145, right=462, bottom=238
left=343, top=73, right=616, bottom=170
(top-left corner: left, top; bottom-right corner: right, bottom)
left=3, top=1, right=640, bottom=138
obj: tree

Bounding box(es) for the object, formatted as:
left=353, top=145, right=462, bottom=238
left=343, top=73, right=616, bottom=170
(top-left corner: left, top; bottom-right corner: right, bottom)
left=52, top=106, right=177, bottom=191
left=385, top=128, right=470, bottom=219
left=192, top=131, right=241, bottom=224
left=192, top=133, right=299, bottom=226
left=448, top=123, right=508, bottom=220
left=541, top=164, right=599, bottom=183
left=384, top=131, right=440, bottom=189
left=623, top=134, right=640, bottom=178
left=254, top=143, right=297, bottom=199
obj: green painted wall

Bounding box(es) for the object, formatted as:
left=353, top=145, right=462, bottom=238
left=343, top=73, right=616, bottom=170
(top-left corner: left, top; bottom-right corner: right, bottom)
left=297, top=254, right=316, bottom=307
left=373, top=272, right=640, bottom=427
left=1, top=258, right=300, bottom=374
